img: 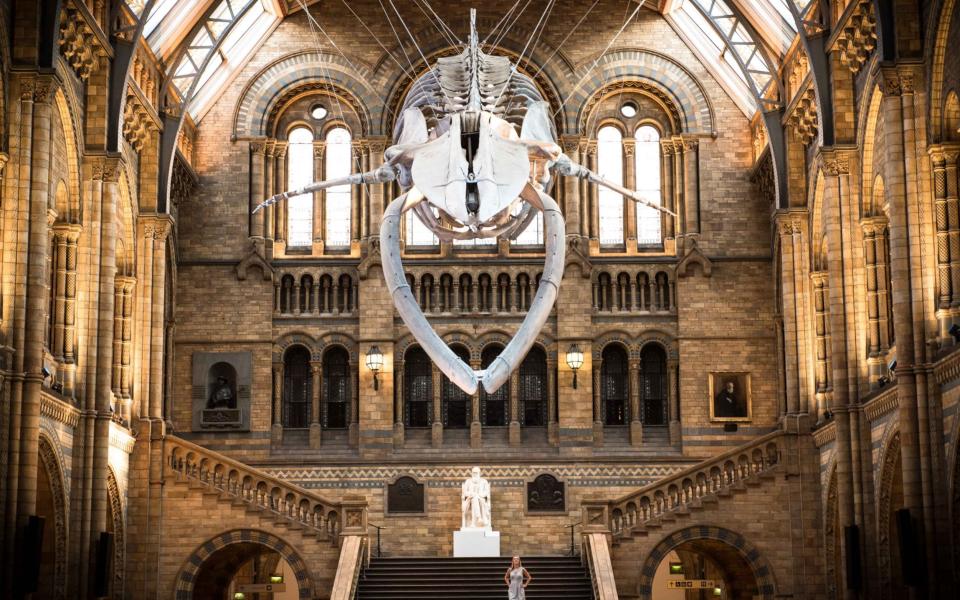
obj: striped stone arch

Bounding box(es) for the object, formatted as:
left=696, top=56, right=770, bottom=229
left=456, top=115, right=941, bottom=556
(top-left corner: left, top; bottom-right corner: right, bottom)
left=637, top=526, right=778, bottom=599
left=174, top=529, right=314, bottom=600
left=316, top=332, right=359, bottom=363
left=637, top=331, right=677, bottom=360
left=233, top=51, right=382, bottom=139
left=38, top=433, right=69, bottom=600
left=273, top=332, right=319, bottom=363
left=593, top=331, right=638, bottom=360
left=567, top=49, right=715, bottom=136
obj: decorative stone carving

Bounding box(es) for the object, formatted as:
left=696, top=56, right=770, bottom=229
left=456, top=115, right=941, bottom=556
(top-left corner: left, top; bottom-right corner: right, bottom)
left=192, top=352, right=252, bottom=431
left=835, top=0, right=877, bottom=74
left=58, top=7, right=107, bottom=81
left=527, top=474, right=565, bottom=512
left=386, top=476, right=425, bottom=514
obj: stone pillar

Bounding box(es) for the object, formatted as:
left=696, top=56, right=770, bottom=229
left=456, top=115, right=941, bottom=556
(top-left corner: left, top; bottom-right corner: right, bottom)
left=310, top=361, right=322, bottom=449
left=470, top=358, right=481, bottom=449
left=812, top=271, right=833, bottom=419
left=16, top=75, right=57, bottom=536
left=668, top=359, right=680, bottom=445
left=623, top=138, right=637, bottom=244
left=112, top=276, right=136, bottom=424
left=51, top=224, right=81, bottom=396
left=264, top=141, right=276, bottom=246
left=367, top=139, right=388, bottom=241
left=509, top=369, right=521, bottom=446
left=592, top=362, right=603, bottom=447
left=775, top=211, right=813, bottom=418
left=681, top=137, right=700, bottom=238
left=351, top=142, right=363, bottom=244
left=586, top=142, right=599, bottom=245
left=350, top=362, right=360, bottom=448
left=249, top=141, right=265, bottom=239
left=275, top=142, right=288, bottom=245
left=930, top=145, right=960, bottom=341
left=547, top=357, right=558, bottom=445
left=629, top=358, right=642, bottom=447
left=394, top=358, right=405, bottom=448
left=561, top=137, right=582, bottom=236
left=272, top=363, right=283, bottom=444
left=661, top=141, right=677, bottom=240
left=432, top=365, right=443, bottom=447
left=311, top=141, right=325, bottom=254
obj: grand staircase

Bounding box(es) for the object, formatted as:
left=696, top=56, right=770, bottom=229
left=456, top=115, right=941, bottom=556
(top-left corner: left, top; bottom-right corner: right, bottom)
left=356, top=556, right=594, bottom=599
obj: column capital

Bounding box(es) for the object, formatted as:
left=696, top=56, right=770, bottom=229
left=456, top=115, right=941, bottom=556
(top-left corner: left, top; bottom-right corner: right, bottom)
left=313, top=140, right=326, bottom=159
left=560, top=135, right=586, bottom=155
left=928, top=142, right=960, bottom=164
left=52, top=222, right=83, bottom=241
left=138, top=214, right=174, bottom=241
left=92, top=156, right=125, bottom=182
left=249, top=139, right=267, bottom=155
left=274, top=141, right=288, bottom=158
left=860, top=215, right=889, bottom=235
left=365, top=137, right=389, bottom=154
left=817, top=147, right=858, bottom=175
left=265, top=140, right=277, bottom=158
left=114, top=275, right=137, bottom=292
left=622, top=138, right=636, bottom=157
left=877, top=64, right=921, bottom=96
left=773, top=209, right=807, bottom=238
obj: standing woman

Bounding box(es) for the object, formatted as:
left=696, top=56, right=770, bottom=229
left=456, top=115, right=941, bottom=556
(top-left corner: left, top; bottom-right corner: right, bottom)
left=504, top=556, right=532, bottom=599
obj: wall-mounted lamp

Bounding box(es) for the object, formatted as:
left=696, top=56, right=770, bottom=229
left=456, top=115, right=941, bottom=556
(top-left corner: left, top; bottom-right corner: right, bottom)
left=366, top=346, right=384, bottom=390
left=565, top=344, right=584, bottom=389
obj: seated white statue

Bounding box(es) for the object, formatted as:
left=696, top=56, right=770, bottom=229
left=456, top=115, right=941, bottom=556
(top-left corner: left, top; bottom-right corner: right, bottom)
left=461, top=467, right=492, bottom=530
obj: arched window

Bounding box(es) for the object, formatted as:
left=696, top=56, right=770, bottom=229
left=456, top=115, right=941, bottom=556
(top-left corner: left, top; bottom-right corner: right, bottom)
left=639, top=344, right=667, bottom=425
left=404, top=347, right=432, bottom=428
left=442, top=346, right=471, bottom=428
left=481, top=345, right=507, bottom=426
left=283, top=346, right=312, bottom=428
left=519, top=347, right=547, bottom=427
left=512, top=205, right=544, bottom=245
left=597, top=125, right=624, bottom=246
left=323, top=347, right=350, bottom=428
left=325, top=127, right=352, bottom=247
left=601, top=345, right=629, bottom=426
left=406, top=206, right=439, bottom=246
left=635, top=125, right=662, bottom=245
left=286, top=127, right=314, bottom=248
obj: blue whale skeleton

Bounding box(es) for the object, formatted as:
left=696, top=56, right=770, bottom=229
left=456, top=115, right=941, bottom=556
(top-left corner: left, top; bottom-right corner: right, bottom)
left=254, top=10, right=675, bottom=395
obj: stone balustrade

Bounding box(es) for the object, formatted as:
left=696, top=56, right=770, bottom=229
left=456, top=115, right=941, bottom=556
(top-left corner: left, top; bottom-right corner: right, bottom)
left=606, top=431, right=784, bottom=537
left=165, top=436, right=349, bottom=540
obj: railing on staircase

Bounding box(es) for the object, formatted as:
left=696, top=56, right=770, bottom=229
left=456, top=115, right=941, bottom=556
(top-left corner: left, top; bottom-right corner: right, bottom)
left=582, top=531, right=619, bottom=600
left=606, top=430, right=785, bottom=537
left=330, top=533, right=367, bottom=600
left=165, top=435, right=351, bottom=542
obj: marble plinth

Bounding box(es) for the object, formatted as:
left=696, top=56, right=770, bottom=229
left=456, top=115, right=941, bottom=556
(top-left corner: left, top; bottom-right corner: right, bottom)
left=453, top=528, right=501, bottom=557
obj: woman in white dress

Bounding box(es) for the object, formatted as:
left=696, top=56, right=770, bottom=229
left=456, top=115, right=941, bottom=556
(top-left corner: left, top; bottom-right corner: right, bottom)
left=503, top=555, right=532, bottom=600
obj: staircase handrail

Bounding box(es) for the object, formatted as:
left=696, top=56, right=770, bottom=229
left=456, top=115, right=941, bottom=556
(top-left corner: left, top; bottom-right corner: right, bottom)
left=330, top=533, right=367, bottom=600
left=165, top=434, right=347, bottom=540
left=607, top=430, right=786, bottom=535
left=582, top=532, right=619, bottom=600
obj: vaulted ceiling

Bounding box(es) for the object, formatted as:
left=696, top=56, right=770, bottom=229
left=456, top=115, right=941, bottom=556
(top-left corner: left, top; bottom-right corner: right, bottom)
left=143, top=0, right=802, bottom=122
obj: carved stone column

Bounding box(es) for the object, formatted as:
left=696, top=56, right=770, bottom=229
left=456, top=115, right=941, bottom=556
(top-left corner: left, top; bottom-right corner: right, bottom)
left=586, top=141, right=599, bottom=245
left=623, top=138, right=637, bottom=244
left=312, top=141, right=326, bottom=255
left=470, top=358, right=481, bottom=449
left=394, top=358, right=405, bottom=449
left=351, top=141, right=363, bottom=243
left=51, top=224, right=81, bottom=396
left=931, top=145, right=960, bottom=341
left=249, top=141, right=266, bottom=239
left=629, top=357, right=642, bottom=447
left=112, top=276, right=136, bottom=425
left=509, top=369, right=521, bottom=447
left=811, top=271, right=833, bottom=419
left=272, top=362, right=283, bottom=444
left=275, top=142, right=288, bottom=245
left=661, top=140, right=677, bottom=240
left=681, top=137, right=700, bottom=239
left=668, top=358, right=680, bottom=445
left=547, top=357, right=558, bottom=445
left=264, top=141, right=276, bottom=246
left=350, top=362, right=360, bottom=448
left=561, top=136, right=583, bottom=236
left=592, top=361, right=603, bottom=447
left=775, top=211, right=812, bottom=417
left=432, top=365, right=443, bottom=447
left=310, top=361, right=322, bottom=449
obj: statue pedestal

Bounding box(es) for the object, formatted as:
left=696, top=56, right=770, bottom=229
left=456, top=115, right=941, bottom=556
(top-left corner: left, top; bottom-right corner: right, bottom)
left=453, top=528, right=500, bottom=557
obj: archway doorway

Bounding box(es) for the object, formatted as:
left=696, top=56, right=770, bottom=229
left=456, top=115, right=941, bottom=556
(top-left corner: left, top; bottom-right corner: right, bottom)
left=640, top=527, right=777, bottom=600
left=175, top=530, right=313, bottom=600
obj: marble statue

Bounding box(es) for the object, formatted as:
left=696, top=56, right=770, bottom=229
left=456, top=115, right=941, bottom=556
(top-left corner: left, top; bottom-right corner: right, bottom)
left=461, top=467, right=492, bottom=530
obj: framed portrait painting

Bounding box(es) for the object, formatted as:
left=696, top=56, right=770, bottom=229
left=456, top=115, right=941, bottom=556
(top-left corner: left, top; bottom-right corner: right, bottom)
left=709, top=372, right=752, bottom=422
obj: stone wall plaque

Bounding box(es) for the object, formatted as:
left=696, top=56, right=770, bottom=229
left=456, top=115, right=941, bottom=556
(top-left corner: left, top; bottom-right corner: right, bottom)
left=386, top=476, right=425, bottom=514
left=192, top=352, right=252, bottom=431
left=527, top=474, right=565, bottom=512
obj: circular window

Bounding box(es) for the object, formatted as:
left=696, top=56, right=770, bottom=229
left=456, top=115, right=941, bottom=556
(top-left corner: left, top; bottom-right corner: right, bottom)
left=310, top=104, right=328, bottom=120
left=620, top=102, right=638, bottom=118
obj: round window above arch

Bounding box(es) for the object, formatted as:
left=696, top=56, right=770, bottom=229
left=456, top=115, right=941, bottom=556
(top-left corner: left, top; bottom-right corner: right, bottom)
left=620, top=101, right=638, bottom=118
left=311, top=104, right=328, bottom=120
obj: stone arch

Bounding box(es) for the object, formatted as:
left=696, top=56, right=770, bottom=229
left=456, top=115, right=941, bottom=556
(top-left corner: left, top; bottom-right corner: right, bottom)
left=569, top=49, right=715, bottom=136
left=37, top=433, right=69, bottom=600
left=174, top=529, right=315, bottom=600
left=273, top=332, right=319, bottom=363
left=637, top=525, right=778, bottom=599
left=233, top=51, right=380, bottom=139
left=53, top=86, right=83, bottom=224
left=859, top=84, right=885, bottom=217
left=945, top=90, right=960, bottom=142
left=106, top=466, right=126, bottom=600
left=593, top=331, right=637, bottom=360
left=316, top=333, right=359, bottom=364
left=929, top=0, right=958, bottom=142
left=876, top=429, right=904, bottom=599
left=637, top=331, right=677, bottom=360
